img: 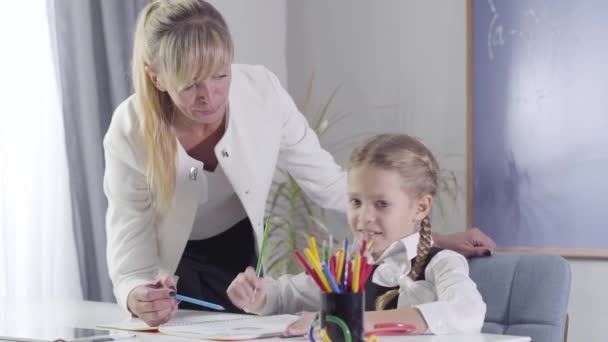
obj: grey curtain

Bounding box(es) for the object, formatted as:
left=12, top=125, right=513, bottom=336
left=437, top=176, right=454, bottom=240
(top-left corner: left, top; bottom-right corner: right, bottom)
left=50, top=0, right=149, bottom=301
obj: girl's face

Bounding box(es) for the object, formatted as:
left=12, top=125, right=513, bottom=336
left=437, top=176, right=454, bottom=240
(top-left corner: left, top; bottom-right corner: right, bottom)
left=170, top=63, right=232, bottom=128
left=347, top=165, right=431, bottom=258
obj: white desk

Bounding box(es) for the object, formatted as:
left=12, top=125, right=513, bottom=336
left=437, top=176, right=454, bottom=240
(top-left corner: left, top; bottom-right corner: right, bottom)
left=0, top=298, right=530, bottom=342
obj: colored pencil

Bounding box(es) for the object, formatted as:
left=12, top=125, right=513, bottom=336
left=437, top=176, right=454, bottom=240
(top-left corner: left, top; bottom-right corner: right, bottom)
left=341, top=239, right=349, bottom=290
left=309, top=236, right=320, bottom=264
left=361, top=239, right=368, bottom=257
left=295, top=250, right=326, bottom=290
left=252, top=216, right=272, bottom=302
left=353, top=255, right=361, bottom=292
left=175, top=294, right=225, bottom=311
left=305, top=248, right=332, bottom=292
left=322, top=263, right=341, bottom=293
left=335, top=248, right=344, bottom=285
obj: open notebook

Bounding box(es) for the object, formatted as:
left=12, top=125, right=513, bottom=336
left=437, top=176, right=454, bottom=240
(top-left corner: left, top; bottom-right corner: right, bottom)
left=98, top=311, right=299, bottom=340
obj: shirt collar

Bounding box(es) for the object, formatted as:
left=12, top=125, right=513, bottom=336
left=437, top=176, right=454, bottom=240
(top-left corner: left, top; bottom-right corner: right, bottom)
left=373, top=232, right=420, bottom=264
left=370, top=233, right=421, bottom=287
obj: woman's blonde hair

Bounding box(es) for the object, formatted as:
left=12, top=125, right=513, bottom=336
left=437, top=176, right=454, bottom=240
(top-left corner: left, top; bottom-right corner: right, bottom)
left=131, top=0, right=234, bottom=211
left=347, top=134, right=439, bottom=311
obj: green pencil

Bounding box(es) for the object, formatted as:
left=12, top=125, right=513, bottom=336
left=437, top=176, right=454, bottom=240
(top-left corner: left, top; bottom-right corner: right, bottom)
left=252, top=216, right=271, bottom=303
left=256, top=216, right=272, bottom=276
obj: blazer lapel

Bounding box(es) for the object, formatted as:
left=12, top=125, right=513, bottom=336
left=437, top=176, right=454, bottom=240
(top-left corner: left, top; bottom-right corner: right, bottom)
left=157, top=143, right=205, bottom=271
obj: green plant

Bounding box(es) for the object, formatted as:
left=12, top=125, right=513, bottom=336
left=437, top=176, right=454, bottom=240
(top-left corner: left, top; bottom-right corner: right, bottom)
left=264, top=75, right=343, bottom=277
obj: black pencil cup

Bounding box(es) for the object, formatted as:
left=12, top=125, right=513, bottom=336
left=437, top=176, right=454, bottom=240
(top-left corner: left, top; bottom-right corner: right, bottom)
left=320, top=291, right=364, bottom=342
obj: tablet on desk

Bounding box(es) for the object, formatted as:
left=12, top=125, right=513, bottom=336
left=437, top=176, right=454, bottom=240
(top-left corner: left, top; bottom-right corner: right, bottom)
left=0, top=327, right=123, bottom=342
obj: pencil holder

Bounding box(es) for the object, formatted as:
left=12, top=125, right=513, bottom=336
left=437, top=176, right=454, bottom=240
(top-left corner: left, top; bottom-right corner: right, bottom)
left=320, top=291, right=364, bottom=342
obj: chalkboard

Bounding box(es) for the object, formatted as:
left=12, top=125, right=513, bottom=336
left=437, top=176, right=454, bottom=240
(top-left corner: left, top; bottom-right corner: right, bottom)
left=469, top=0, right=608, bottom=257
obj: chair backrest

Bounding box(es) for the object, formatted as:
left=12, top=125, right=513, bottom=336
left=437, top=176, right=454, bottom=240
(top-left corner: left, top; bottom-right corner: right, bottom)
left=468, top=253, right=571, bottom=342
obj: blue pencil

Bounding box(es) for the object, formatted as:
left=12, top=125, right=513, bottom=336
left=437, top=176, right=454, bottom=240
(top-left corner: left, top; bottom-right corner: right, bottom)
left=341, top=239, right=349, bottom=291
left=175, top=294, right=225, bottom=311
left=321, top=263, right=341, bottom=293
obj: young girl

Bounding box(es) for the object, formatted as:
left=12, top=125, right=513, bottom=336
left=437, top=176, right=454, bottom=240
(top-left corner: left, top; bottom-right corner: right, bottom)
left=227, top=134, right=486, bottom=335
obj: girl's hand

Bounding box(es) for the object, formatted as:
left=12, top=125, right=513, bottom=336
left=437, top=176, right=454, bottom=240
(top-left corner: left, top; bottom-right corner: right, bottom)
left=284, top=311, right=317, bottom=336
left=226, top=266, right=267, bottom=312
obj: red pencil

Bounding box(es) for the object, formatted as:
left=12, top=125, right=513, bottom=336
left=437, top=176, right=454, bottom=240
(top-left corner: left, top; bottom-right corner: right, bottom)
left=361, top=239, right=368, bottom=257
left=295, top=251, right=326, bottom=291
left=359, top=256, right=366, bottom=290
left=330, top=255, right=336, bottom=277
left=359, top=256, right=373, bottom=290
left=347, top=260, right=354, bottom=292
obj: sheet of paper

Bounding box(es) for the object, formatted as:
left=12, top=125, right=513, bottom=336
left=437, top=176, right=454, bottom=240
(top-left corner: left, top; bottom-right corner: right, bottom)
left=97, top=310, right=252, bottom=331
left=158, top=314, right=298, bottom=340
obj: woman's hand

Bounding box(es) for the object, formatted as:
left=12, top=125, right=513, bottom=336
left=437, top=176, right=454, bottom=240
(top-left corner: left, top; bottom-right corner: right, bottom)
left=433, top=227, right=497, bottom=257
left=126, top=273, right=178, bottom=327
left=226, top=266, right=267, bottom=312
left=283, top=311, right=317, bottom=336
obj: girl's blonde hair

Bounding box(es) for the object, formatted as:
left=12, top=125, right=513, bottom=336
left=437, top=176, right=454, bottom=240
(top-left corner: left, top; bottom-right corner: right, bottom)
left=347, top=134, right=439, bottom=311
left=131, top=0, right=233, bottom=211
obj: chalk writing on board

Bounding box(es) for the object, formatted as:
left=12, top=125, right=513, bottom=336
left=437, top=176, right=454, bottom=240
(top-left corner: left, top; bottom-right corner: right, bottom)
left=473, top=0, right=608, bottom=251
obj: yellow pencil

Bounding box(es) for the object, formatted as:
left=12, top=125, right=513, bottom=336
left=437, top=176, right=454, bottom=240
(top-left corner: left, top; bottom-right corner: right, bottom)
left=335, top=248, right=344, bottom=284
left=305, top=248, right=332, bottom=292
left=367, top=235, right=376, bottom=253
left=309, top=236, right=320, bottom=264
left=353, top=255, right=361, bottom=292
left=320, top=328, right=332, bottom=342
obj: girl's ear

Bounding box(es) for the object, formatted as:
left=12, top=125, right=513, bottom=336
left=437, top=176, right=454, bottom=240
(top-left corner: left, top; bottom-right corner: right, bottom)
left=145, top=65, right=168, bottom=92
left=414, top=194, right=433, bottom=221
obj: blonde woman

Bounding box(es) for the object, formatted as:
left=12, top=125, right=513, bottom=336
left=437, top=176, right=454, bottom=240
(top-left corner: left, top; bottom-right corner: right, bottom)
left=104, top=0, right=495, bottom=327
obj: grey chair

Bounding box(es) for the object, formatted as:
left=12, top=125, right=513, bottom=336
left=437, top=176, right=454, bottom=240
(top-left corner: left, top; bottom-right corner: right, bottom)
left=468, top=253, right=571, bottom=342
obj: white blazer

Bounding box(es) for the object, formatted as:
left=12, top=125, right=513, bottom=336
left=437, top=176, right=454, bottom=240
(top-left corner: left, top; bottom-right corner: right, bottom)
left=103, top=64, right=347, bottom=311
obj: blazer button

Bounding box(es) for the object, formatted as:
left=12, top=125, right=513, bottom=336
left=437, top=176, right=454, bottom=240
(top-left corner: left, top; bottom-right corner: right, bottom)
left=189, top=167, right=198, bottom=181
left=221, top=149, right=229, bottom=158
left=244, top=190, right=250, bottom=195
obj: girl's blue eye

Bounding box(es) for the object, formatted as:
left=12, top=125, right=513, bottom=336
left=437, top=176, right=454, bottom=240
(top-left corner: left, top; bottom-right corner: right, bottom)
left=375, top=200, right=388, bottom=209
left=349, top=198, right=361, bottom=207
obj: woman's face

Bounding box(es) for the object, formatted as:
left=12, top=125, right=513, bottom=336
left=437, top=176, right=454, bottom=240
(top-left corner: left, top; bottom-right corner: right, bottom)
left=171, top=63, right=232, bottom=127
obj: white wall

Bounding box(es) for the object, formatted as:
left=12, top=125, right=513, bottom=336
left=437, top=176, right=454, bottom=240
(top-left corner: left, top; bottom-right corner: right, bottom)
left=567, top=259, right=608, bottom=340
left=286, top=0, right=467, bottom=235
left=208, top=0, right=287, bottom=84
left=284, top=1, right=608, bottom=341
